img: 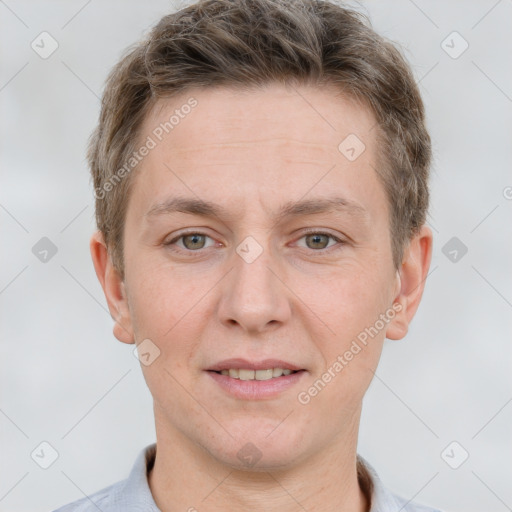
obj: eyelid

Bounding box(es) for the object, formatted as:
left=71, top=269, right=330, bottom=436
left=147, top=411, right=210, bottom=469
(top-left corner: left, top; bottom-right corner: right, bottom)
left=297, top=227, right=343, bottom=239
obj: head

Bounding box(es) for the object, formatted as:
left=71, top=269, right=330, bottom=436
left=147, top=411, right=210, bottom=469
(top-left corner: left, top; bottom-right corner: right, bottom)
left=90, top=0, right=432, bottom=471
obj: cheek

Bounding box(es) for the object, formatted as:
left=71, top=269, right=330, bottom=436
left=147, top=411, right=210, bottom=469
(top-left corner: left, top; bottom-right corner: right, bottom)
left=302, top=274, right=389, bottom=412
left=301, top=264, right=393, bottom=387
left=130, top=274, right=204, bottom=395
left=308, top=265, right=392, bottom=331
left=126, top=255, right=207, bottom=339
left=127, top=264, right=213, bottom=389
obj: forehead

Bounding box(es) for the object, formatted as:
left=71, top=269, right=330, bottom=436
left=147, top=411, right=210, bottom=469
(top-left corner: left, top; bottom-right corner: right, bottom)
left=142, top=83, right=376, bottom=158
left=129, top=83, right=385, bottom=223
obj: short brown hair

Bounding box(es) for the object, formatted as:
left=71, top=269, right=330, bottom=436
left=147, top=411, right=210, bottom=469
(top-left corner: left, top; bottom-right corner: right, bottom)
left=89, top=0, right=431, bottom=278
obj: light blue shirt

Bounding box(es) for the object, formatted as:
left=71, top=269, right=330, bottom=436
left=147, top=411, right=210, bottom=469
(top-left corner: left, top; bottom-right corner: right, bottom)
left=52, top=443, right=441, bottom=511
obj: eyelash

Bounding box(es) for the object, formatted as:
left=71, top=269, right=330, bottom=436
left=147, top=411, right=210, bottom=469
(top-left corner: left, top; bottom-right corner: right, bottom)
left=163, top=229, right=346, bottom=256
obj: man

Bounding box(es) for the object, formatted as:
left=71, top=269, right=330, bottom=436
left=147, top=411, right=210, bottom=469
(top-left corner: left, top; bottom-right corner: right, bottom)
left=54, top=0, right=440, bottom=510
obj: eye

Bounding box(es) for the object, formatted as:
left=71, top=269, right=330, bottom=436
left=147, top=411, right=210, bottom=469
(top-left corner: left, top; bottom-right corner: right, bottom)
left=295, top=231, right=344, bottom=252
left=164, top=230, right=345, bottom=255
left=164, top=232, right=216, bottom=252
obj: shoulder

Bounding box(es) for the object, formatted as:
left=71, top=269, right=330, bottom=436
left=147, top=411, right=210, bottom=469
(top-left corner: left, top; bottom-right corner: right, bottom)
left=51, top=478, right=128, bottom=512
left=357, top=454, right=442, bottom=512
left=387, top=491, right=442, bottom=512
left=51, top=443, right=158, bottom=512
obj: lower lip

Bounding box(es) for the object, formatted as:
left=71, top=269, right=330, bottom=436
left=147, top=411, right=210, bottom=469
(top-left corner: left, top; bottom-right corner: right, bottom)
left=206, top=370, right=307, bottom=400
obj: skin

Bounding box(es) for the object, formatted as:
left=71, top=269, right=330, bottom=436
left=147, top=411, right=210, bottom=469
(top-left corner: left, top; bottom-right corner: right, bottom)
left=91, top=82, right=432, bottom=512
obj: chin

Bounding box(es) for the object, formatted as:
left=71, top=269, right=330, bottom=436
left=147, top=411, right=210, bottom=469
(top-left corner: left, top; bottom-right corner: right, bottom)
left=207, top=427, right=307, bottom=472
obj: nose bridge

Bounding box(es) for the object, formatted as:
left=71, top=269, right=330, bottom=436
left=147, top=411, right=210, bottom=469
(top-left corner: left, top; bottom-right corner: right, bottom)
left=217, top=232, right=289, bottom=332
left=236, top=235, right=276, bottom=296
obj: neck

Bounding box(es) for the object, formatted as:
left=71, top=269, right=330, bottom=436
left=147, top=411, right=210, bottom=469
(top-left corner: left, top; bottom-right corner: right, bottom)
left=148, top=409, right=370, bottom=512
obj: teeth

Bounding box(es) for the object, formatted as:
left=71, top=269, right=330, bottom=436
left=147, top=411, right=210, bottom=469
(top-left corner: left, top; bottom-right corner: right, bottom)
left=217, top=368, right=297, bottom=380
left=239, top=369, right=255, bottom=380
left=255, top=369, right=274, bottom=380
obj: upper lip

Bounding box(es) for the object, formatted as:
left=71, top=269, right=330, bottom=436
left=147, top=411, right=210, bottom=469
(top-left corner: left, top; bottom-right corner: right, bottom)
left=207, top=358, right=304, bottom=372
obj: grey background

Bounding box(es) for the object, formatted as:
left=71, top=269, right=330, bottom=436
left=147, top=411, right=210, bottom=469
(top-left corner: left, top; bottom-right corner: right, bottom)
left=1, top=1, right=511, bottom=511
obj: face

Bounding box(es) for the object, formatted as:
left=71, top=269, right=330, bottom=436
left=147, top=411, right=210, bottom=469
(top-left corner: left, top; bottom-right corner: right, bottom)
left=107, top=83, right=407, bottom=470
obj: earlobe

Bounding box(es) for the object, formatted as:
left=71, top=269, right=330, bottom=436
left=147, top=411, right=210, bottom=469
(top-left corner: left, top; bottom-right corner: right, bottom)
left=385, top=225, right=433, bottom=341
left=89, top=231, right=135, bottom=344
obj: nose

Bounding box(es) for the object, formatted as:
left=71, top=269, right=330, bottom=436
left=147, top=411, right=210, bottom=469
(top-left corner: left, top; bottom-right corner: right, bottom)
left=216, top=238, right=291, bottom=335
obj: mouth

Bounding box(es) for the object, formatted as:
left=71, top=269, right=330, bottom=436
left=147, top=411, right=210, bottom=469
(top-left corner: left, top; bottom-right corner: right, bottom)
left=205, top=360, right=307, bottom=400
left=206, top=358, right=305, bottom=379
left=207, top=368, right=303, bottom=380
left=205, top=358, right=307, bottom=399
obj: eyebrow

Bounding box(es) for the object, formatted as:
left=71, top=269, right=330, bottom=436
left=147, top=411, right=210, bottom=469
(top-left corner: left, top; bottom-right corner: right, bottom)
left=145, top=195, right=368, bottom=223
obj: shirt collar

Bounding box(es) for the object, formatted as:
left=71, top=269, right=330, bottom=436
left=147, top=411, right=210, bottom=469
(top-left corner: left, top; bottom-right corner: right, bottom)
left=356, top=453, right=412, bottom=511
left=115, top=443, right=160, bottom=510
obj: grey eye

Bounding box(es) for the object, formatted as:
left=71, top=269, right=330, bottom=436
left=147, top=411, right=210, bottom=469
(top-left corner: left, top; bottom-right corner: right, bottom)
left=304, top=233, right=332, bottom=250
left=181, top=234, right=207, bottom=250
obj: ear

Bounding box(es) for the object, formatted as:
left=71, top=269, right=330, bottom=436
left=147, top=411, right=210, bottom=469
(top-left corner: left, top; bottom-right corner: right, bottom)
left=89, top=230, right=135, bottom=344
left=386, top=225, right=433, bottom=340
